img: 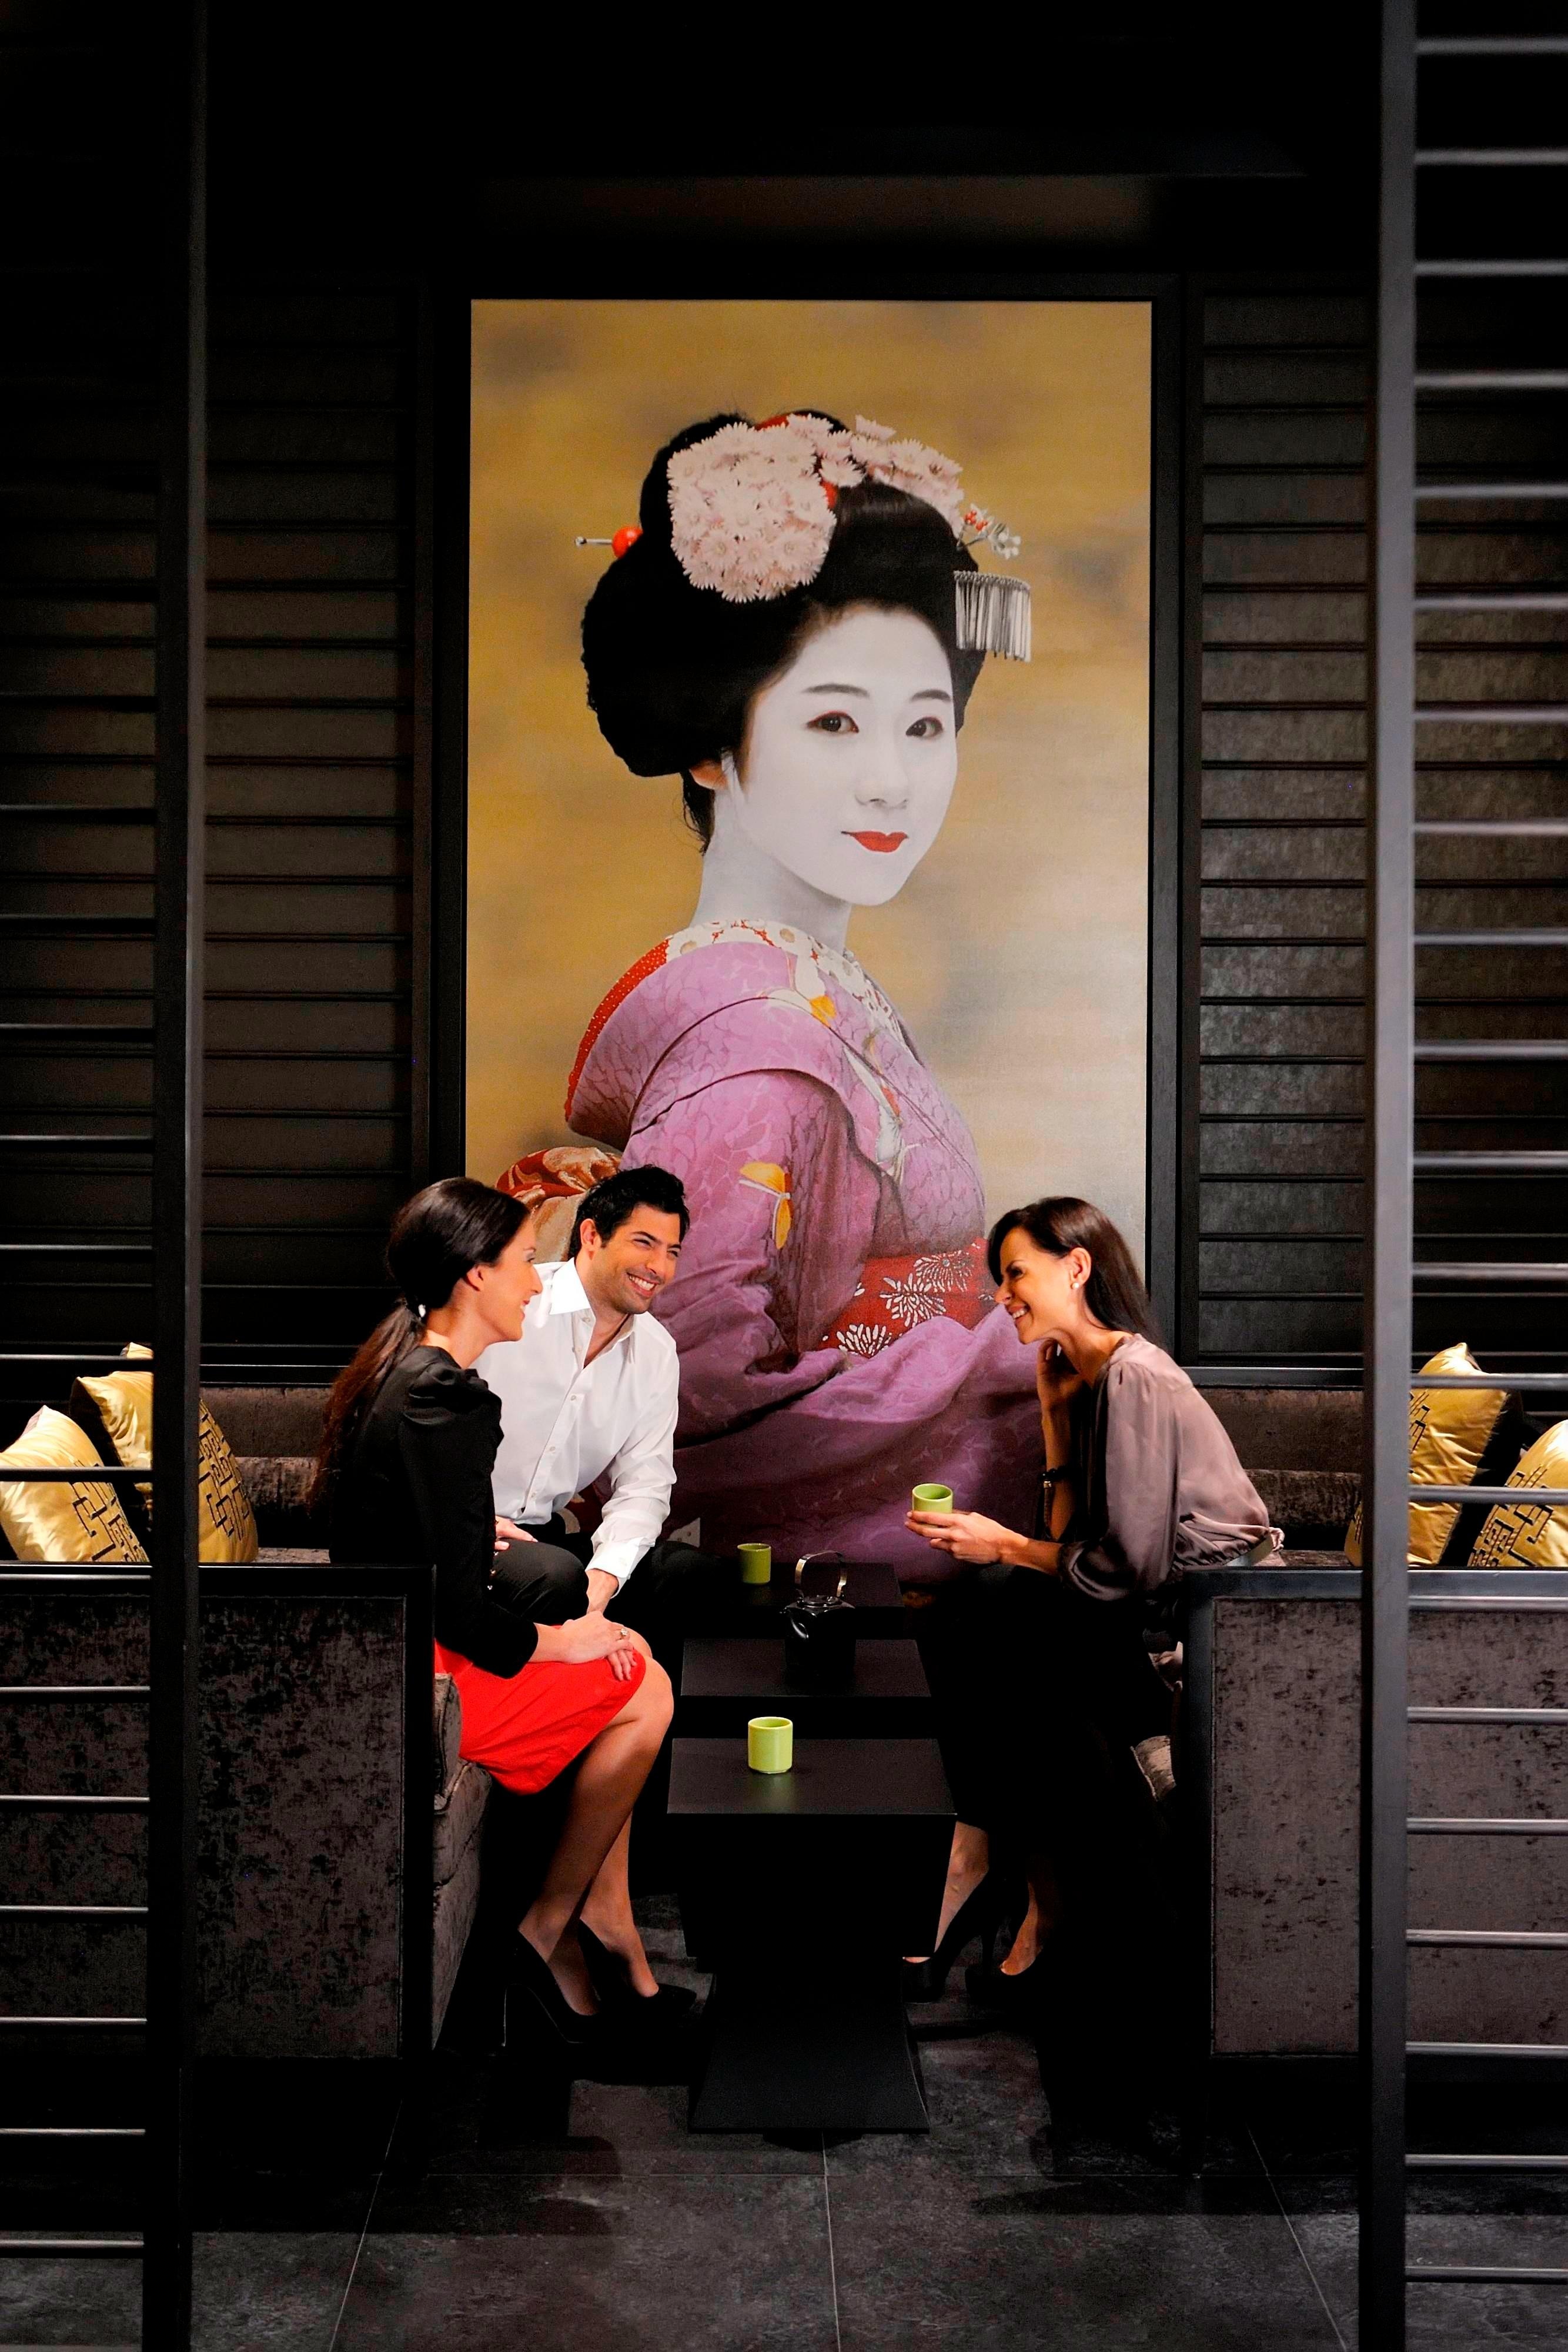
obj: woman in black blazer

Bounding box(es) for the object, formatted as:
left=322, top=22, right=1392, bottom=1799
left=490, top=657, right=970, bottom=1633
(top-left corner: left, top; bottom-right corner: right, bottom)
left=314, top=1176, right=674, bottom=2048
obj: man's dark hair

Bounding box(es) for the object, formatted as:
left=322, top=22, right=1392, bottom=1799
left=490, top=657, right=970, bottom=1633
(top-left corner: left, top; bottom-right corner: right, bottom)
left=569, top=1164, right=690, bottom=1260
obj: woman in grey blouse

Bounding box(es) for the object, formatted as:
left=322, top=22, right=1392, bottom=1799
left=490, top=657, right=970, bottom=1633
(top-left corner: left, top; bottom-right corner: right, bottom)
left=904, top=1196, right=1274, bottom=2006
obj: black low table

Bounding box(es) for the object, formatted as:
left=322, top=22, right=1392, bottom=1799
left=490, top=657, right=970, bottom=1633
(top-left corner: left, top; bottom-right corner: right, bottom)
left=677, top=1637, right=934, bottom=1738
left=669, top=1736, right=953, bottom=2133
left=684, top=1558, right=910, bottom=1638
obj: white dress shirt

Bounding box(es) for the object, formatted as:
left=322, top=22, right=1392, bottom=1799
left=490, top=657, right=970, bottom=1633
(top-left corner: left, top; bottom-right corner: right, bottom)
left=474, top=1259, right=679, bottom=1590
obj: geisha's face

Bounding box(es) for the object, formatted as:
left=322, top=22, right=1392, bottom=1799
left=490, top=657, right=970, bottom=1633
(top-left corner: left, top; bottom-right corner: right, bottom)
left=706, top=604, right=958, bottom=907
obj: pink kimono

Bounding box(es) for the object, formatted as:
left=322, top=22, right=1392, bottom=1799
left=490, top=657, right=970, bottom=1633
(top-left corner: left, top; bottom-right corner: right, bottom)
left=554, top=919, right=1041, bottom=1570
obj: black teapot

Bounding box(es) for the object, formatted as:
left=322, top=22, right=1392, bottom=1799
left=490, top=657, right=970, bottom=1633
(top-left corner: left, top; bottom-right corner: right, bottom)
left=781, top=1551, right=857, bottom=1691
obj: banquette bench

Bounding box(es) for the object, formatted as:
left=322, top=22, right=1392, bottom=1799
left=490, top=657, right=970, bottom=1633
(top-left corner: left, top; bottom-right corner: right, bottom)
left=4, top=1381, right=1561, bottom=2073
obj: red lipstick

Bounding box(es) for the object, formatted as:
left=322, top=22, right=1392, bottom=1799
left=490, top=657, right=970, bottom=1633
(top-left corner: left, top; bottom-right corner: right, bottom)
left=847, top=831, right=908, bottom=853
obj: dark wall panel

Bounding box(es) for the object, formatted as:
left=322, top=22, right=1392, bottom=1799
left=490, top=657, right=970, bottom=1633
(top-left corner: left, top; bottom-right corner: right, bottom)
left=1, top=269, right=424, bottom=1382
left=1194, top=281, right=1568, bottom=1371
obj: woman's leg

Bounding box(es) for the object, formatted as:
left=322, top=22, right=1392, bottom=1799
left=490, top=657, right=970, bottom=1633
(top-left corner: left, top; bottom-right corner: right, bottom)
left=906, top=1566, right=1027, bottom=1960
left=905, top=1819, right=992, bottom=1962
left=998, top=1849, right=1062, bottom=1975
left=1064, top=1585, right=1172, bottom=1749
left=517, top=1648, right=673, bottom=2012
left=578, top=1815, right=658, bottom=1997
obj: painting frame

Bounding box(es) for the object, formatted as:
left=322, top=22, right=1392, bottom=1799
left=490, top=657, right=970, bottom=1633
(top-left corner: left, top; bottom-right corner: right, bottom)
left=426, top=268, right=1185, bottom=1345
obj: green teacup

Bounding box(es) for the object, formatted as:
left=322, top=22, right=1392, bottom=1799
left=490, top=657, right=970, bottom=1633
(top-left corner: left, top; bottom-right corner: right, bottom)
left=748, top=1715, right=793, bottom=1774
left=737, top=1541, right=772, bottom=1585
left=911, top=1483, right=954, bottom=1515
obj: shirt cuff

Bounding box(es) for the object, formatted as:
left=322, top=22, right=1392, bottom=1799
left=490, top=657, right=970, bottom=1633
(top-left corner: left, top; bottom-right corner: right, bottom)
left=587, top=1538, right=647, bottom=1589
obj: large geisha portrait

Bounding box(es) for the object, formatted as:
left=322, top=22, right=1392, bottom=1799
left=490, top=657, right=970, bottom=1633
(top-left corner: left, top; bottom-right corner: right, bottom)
left=467, top=300, right=1152, bottom=1569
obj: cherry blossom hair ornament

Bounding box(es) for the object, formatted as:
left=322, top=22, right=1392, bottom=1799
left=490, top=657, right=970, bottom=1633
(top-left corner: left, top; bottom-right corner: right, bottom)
left=585, top=409, right=1030, bottom=662
left=580, top=411, right=1014, bottom=807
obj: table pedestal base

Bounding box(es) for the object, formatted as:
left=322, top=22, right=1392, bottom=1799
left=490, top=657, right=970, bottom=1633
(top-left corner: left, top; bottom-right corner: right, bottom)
left=689, top=1954, right=928, bottom=2133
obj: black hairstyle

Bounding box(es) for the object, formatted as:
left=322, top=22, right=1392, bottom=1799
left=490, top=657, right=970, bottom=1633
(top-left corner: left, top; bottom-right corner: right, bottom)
left=309, top=1177, right=531, bottom=1513
left=580, top=412, right=985, bottom=846
left=985, top=1196, right=1162, bottom=1346
left=569, top=1164, right=690, bottom=1259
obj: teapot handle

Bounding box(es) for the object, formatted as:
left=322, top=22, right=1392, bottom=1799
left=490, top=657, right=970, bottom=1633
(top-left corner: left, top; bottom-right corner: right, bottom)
left=794, top=1549, right=849, bottom=1601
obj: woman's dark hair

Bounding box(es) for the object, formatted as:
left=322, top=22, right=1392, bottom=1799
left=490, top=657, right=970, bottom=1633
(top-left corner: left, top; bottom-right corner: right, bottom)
left=985, top=1196, right=1162, bottom=1345
left=581, top=412, right=985, bottom=846
left=567, top=1163, right=690, bottom=1261
left=309, top=1177, right=531, bottom=1515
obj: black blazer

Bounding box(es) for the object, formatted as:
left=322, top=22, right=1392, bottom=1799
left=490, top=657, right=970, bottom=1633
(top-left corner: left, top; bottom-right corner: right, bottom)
left=328, top=1345, right=537, bottom=1676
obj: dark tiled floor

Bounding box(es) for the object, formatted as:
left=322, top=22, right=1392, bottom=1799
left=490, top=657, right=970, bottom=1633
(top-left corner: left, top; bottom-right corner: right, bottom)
left=4, top=1905, right=1564, bottom=2350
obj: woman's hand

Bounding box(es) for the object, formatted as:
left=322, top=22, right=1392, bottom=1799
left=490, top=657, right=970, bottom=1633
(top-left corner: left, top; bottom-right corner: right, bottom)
left=539, top=1613, right=646, bottom=1682
left=906, top=1508, right=1022, bottom=1565
left=494, top=1516, right=537, bottom=1551
left=1036, top=1341, right=1084, bottom=1414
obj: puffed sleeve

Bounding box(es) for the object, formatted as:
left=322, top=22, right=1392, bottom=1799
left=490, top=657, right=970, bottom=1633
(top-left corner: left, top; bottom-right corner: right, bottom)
left=1059, top=1361, right=1181, bottom=1601
left=399, top=1358, right=537, bottom=1676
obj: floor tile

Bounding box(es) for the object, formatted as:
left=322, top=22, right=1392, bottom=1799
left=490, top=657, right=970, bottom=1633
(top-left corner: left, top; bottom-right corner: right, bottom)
left=830, top=2174, right=1342, bottom=2352
left=0, top=2232, right=356, bottom=2351
left=192, top=2234, right=361, bottom=2350
left=335, top=2175, right=837, bottom=2352
left=825, top=2026, right=1262, bottom=2197
left=0, top=2251, right=141, bottom=2350
left=1294, top=2213, right=1568, bottom=2346
left=192, top=2167, right=382, bottom=2230
left=1276, top=2170, right=1568, bottom=2220
left=400, top=2054, right=823, bottom=2179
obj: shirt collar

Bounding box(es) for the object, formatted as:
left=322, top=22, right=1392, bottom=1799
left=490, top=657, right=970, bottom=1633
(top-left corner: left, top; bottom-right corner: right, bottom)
left=543, top=1259, right=591, bottom=1317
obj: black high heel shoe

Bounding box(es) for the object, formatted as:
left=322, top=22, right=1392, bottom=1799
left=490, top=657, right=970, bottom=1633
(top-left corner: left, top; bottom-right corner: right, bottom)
left=901, top=1877, right=1008, bottom=2001
left=506, top=1932, right=603, bottom=2052
left=576, top=1923, right=697, bottom=2023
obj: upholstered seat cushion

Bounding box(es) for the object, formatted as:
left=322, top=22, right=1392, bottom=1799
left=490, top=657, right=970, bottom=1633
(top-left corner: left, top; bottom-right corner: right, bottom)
left=238, top=1455, right=313, bottom=1518
left=433, top=1671, right=463, bottom=1796
left=433, top=1756, right=492, bottom=1889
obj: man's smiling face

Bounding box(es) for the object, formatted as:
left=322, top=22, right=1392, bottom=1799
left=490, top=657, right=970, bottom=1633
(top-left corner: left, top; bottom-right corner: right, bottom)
left=577, top=1205, right=684, bottom=1319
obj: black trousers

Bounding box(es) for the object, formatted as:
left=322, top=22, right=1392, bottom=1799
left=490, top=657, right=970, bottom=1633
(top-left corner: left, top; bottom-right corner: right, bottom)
left=487, top=1519, right=730, bottom=1681
left=918, top=1563, right=1174, bottom=1858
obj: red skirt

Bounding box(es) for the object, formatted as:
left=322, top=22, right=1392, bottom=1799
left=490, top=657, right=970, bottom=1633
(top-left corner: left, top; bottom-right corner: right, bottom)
left=435, top=1639, right=644, bottom=1796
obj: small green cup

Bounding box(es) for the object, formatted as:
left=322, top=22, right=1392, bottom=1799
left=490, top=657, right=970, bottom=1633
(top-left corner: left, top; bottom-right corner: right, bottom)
left=911, top=1482, right=954, bottom=1515
left=748, top=1715, right=793, bottom=1774
left=737, top=1541, right=772, bottom=1586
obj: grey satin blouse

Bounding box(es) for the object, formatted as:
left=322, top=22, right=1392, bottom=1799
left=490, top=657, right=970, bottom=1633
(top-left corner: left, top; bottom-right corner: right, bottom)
left=1057, top=1334, right=1272, bottom=1601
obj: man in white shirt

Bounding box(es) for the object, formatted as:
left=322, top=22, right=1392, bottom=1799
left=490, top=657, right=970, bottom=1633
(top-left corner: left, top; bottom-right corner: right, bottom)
left=475, top=1165, right=718, bottom=1649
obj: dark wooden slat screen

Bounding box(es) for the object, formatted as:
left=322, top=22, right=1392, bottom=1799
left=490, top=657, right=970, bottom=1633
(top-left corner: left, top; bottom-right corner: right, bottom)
left=9, top=263, right=1560, bottom=1382
left=1195, top=281, right=1568, bottom=1372
left=1, top=282, right=422, bottom=1383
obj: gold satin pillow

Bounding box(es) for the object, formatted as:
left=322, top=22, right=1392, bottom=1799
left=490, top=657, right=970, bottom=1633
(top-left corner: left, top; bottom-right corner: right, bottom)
left=77, top=1344, right=258, bottom=1565
left=1469, top=1421, right=1568, bottom=1569
left=1345, top=1342, right=1510, bottom=1567
left=0, top=1408, right=148, bottom=1564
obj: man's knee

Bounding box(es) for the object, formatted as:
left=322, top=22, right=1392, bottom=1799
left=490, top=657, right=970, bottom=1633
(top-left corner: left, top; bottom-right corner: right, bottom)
left=490, top=1541, right=588, bottom=1624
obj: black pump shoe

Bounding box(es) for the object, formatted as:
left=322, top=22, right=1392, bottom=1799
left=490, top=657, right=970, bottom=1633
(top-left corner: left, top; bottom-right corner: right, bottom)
left=902, top=1877, right=1008, bottom=2002
left=576, top=1923, right=697, bottom=2022
left=506, top=1932, right=602, bottom=2051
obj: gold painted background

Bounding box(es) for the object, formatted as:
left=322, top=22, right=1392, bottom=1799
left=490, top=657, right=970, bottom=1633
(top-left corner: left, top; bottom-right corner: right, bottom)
left=468, top=300, right=1152, bottom=1255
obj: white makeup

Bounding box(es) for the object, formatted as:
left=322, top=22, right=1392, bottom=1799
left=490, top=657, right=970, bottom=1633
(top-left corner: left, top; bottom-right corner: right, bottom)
left=689, top=604, right=958, bottom=950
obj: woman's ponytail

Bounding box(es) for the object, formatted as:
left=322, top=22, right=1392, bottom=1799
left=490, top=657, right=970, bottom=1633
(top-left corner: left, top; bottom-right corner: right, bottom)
left=308, top=1178, right=528, bottom=1517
